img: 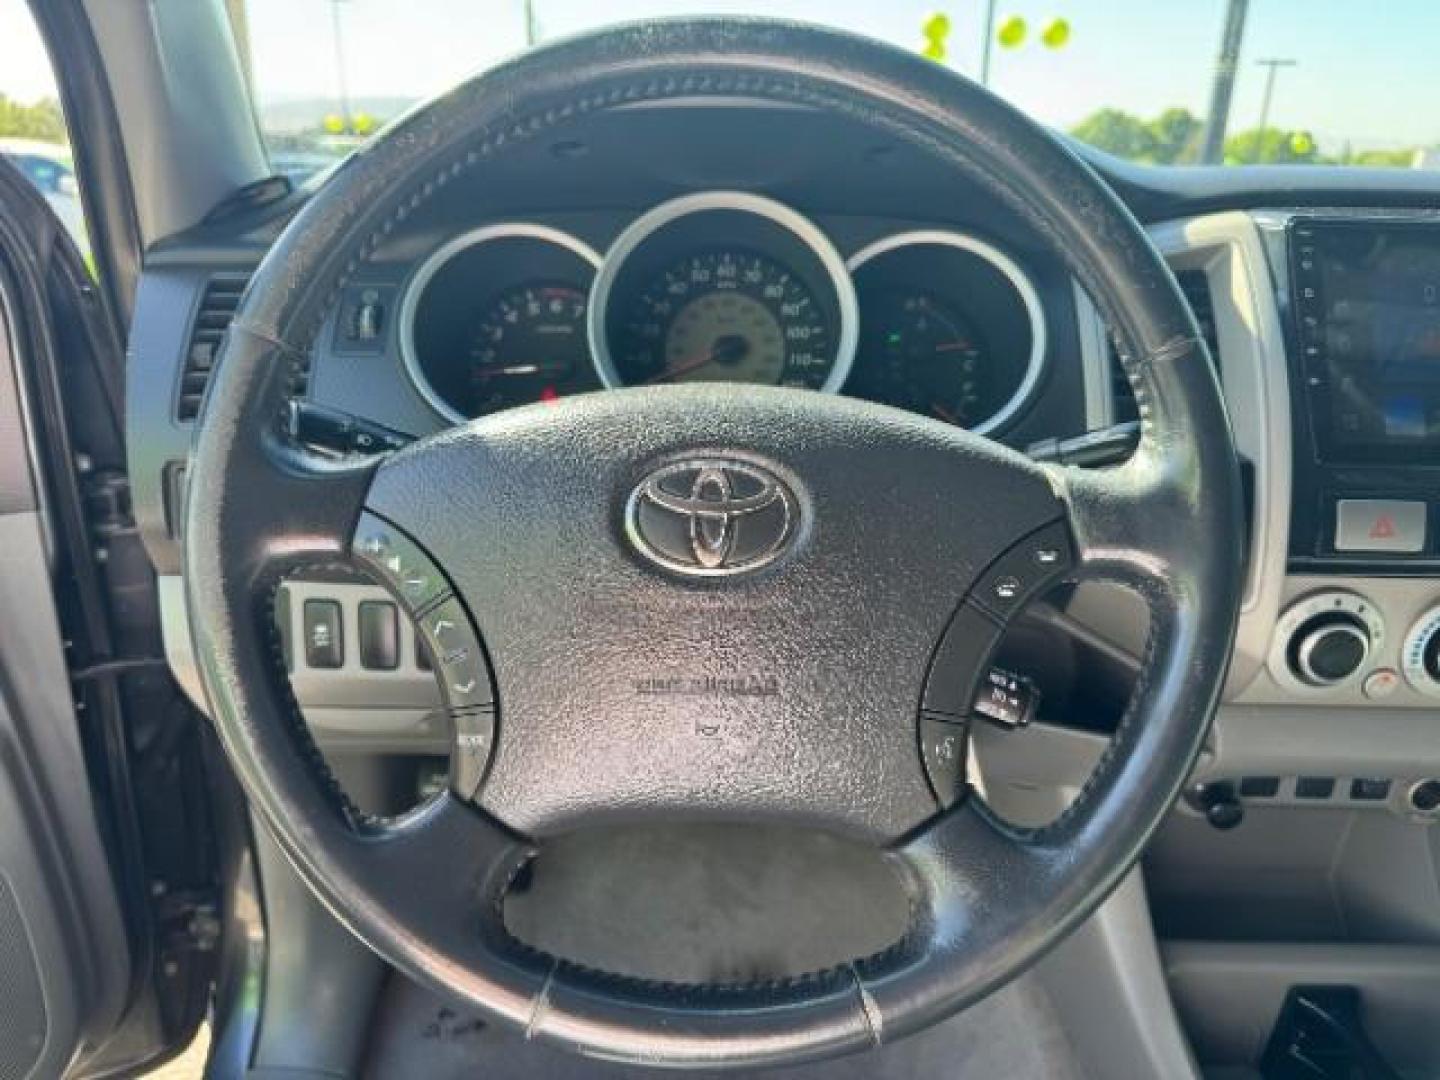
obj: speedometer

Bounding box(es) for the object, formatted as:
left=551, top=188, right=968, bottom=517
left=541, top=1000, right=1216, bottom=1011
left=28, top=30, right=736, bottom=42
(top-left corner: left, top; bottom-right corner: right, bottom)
left=614, top=251, right=833, bottom=388
left=590, top=193, right=858, bottom=394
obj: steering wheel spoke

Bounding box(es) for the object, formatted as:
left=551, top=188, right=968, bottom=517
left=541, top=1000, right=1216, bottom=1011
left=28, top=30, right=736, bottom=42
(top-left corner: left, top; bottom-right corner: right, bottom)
left=331, top=793, right=533, bottom=945
left=862, top=800, right=1060, bottom=1032
left=1046, top=449, right=1188, bottom=603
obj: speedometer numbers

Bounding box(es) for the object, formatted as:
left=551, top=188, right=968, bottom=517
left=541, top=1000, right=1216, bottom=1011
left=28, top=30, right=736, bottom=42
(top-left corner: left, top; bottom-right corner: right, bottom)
left=616, top=252, right=834, bottom=388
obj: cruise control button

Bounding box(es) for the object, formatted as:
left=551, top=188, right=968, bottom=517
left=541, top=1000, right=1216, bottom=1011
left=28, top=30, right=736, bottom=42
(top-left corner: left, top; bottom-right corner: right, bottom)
left=919, top=714, right=967, bottom=808
left=972, top=665, right=1040, bottom=729
left=922, top=603, right=1004, bottom=718
left=302, top=599, right=343, bottom=669
left=971, top=520, right=1073, bottom=620
left=450, top=707, right=496, bottom=800
left=352, top=512, right=449, bottom=613
left=419, top=598, right=494, bottom=709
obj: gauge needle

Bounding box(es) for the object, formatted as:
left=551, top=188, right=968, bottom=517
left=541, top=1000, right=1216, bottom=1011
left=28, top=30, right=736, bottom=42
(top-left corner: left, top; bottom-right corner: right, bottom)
left=473, top=360, right=570, bottom=377
left=932, top=402, right=961, bottom=424
left=647, top=335, right=751, bottom=384
left=934, top=341, right=972, bottom=354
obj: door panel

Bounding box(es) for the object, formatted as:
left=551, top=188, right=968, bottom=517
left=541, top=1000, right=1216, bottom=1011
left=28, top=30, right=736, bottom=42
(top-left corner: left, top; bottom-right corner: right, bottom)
left=0, top=258, right=130, bottom=1075
left=0, top=156, right=139, bottom=1077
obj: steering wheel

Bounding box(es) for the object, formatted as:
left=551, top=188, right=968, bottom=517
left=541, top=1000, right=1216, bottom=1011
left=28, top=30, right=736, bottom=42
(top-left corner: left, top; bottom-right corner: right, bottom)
left=185, top=19, right=1241, bottom=1070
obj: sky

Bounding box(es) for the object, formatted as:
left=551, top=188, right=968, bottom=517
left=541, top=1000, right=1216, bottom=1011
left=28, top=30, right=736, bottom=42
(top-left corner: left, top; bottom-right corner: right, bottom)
left=3, top=0, right=1436, bottom=153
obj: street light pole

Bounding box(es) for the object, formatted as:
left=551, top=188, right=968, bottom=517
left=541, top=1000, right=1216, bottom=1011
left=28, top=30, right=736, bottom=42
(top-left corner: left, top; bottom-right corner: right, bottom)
left=523, top=0, right=540, bottom=47
left=329, top=0, right=352, bottom=129
left=979, top=0, right=997, bottom=86
left=1199, top=0, right=1249, bottom=164
left=1255, top=57, right=1297, bottom=136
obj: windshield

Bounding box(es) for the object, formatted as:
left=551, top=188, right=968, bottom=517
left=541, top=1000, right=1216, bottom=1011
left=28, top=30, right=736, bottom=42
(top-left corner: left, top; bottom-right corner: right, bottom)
left=240, top=0, right=1437, bottom=182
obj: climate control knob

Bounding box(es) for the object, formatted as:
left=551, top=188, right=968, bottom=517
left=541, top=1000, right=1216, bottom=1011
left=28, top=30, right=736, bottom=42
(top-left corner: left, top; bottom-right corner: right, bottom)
left=1290, top=613, right=1371, bottom=686
left=1270, top=591, right=1384, bottom=693
left=1402, top=604, right=1440, bottom=698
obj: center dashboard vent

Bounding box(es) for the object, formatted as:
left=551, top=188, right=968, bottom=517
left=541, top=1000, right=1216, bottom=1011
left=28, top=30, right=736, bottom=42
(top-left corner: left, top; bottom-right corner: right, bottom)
left=176, top=274, right=312, bottom=422
left=1111, top=268, right=1220, bottom=423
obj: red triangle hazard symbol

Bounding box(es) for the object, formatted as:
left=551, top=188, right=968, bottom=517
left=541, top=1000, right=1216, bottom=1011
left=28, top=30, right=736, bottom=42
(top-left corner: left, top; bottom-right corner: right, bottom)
left=1370, top=516, right=1396, bottom=540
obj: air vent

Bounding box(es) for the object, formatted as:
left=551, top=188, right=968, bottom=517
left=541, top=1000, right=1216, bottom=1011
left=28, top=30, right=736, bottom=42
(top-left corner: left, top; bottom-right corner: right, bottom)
left=1109, top=268, right=1220, bottom=424
left=176, top=276, right=246, bottom=422
left=1176, top=269, right=1221, bottom=368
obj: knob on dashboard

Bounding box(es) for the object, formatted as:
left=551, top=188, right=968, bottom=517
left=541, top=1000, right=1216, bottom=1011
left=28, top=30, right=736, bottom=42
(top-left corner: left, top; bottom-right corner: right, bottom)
left=1270, top=591, right=1385, bottom=694
left=1402, top=605, right=1440, bottom=698
left=1289, top=613, right=1371, bottom=686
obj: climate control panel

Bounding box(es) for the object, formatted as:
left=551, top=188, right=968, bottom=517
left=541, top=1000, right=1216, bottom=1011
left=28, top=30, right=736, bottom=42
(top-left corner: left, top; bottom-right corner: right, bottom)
left=1402, top=605, right=1440, bottom=699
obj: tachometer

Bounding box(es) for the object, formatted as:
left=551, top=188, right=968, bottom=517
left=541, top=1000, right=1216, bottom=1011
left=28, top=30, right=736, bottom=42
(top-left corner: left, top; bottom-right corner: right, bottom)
left=613, top=251, right=833, bottom=388
left=400, top=223, right=602, bottom=423
left=467, top=283, right=592, bottom=414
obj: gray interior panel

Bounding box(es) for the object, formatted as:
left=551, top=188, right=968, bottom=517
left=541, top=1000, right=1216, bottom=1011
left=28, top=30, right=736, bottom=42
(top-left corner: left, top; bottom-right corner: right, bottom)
left=247, top=823, right=387, bottom=1079
left=0, top=510, right=132, bottom=1077
left=1167, top=941, right=1440, bottom=1075
left=0, top=273, right=130, bottom=1074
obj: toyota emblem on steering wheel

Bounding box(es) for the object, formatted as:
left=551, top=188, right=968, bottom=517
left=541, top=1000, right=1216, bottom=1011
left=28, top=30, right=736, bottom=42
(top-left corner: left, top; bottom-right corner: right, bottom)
left=625, top=458, right=798, bottom=576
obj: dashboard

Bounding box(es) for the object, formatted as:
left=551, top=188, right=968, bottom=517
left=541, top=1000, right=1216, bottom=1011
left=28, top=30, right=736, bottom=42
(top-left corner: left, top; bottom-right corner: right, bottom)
left=122, top=99, right=1440, bottom=826
left=395, top=192, right=1045, bottom=435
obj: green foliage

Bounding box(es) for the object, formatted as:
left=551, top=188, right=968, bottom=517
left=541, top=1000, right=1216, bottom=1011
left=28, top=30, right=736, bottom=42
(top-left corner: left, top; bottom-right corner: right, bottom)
left=1074, top=106, right=1425, bottom=168
left=1223, top=126, right=1320, bottom=164
left=0, top=95, right=66, bottom=143
left=1069, top=106, right=1202, bottom=164
left=1149, top=107, right=1204, bottom=164
left=1346, top=147, right=1418, bottom=168
left=1070, top=108, right=1152, bottom=160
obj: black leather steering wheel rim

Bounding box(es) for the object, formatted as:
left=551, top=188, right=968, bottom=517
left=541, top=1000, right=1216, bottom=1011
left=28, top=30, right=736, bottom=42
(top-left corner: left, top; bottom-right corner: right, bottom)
left=184, top=18, right=1243, bottom=1070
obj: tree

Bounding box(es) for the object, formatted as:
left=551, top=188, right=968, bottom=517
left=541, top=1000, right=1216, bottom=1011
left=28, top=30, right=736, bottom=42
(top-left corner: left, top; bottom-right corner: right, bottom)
left=1148, top=107, right=1203, bottom=165
left=1070, top=108, right=1156, bottom=162
left=1071, top=107, right=1203, bottom=165
left=0, top=95, right=66, bottom=143
left=1223, top=126, right=1321, bottom=165
left=1351, top=148, right=1418, bottom=168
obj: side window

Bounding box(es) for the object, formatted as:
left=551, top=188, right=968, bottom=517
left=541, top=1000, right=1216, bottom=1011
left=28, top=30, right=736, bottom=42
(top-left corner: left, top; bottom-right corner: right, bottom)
left=0, top=0, right=91, bottom=261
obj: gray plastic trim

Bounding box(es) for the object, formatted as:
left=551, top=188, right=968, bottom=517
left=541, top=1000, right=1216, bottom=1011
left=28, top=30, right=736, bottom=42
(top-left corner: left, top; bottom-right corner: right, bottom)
left=160, top=574, right=448, bottom=753
left=1240, top=576, right=1440, bottom=708
left=1165, top=941, right=1440, bottom=1072
left=974, top=721, right=1202, bottom=1080
left=82, top=0, right=269, bottom=241
left=0, top=513, right=132, bottom=1069
left=1072, top=284, right=1114, bottom=432
left=248, top=822, right=386, bottom=1078
left=1148, top=212, right=1292, bottom=698
left=0, top=276, right=47, bottom=543
left=846, top=229, right=1049, bottom=436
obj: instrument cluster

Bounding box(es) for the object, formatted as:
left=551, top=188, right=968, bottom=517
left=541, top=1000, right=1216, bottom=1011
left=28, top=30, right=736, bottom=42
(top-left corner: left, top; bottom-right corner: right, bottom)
left=399, top=192, right=1048, bottom=433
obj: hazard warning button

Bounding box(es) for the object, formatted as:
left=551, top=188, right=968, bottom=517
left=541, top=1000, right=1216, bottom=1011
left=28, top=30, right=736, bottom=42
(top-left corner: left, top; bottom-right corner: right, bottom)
left=1335, top=499, right=1427, bottom=554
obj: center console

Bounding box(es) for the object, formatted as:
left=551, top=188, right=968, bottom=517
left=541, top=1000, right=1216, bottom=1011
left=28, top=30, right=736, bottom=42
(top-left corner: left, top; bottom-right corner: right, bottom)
left=1288, top=217, right=1440, bottom=572
left=1266, top=215, right=1440, bottom=701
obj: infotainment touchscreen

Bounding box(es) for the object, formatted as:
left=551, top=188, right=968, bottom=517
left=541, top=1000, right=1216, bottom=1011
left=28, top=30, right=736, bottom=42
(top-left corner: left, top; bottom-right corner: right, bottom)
left=1292, top=219, right=1440, bottom=464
